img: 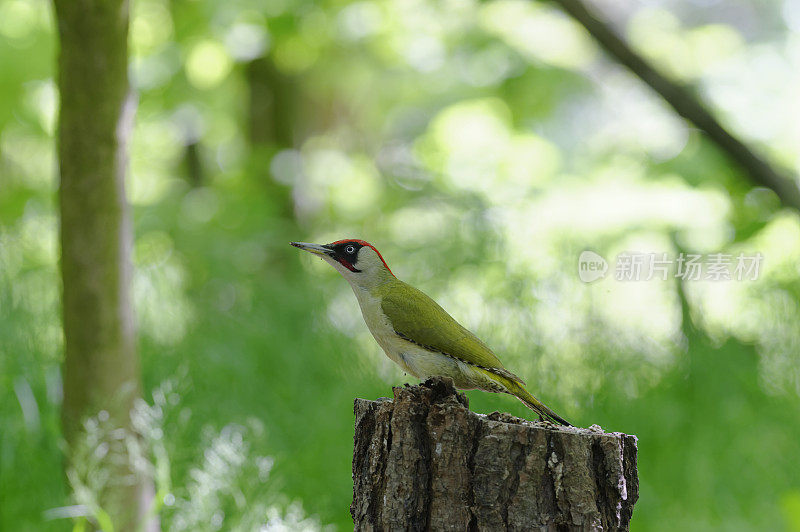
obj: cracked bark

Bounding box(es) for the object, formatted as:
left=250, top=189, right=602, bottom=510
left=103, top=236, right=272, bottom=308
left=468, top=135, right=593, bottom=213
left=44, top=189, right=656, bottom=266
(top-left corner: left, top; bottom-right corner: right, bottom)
left=352, top=377, right=638, bottom=531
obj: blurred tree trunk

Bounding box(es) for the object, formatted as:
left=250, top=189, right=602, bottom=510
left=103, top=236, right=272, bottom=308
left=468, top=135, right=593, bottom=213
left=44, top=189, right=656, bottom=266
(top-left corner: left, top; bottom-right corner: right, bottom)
left=247, top=56, right=296, bottom=149
left=352, top=377, right=639, bottom=530
left=183, top=140, right=204, bottom=187
left=246, top=56, right=297, bottom=220
left=53, top=0, right=156, bottom=530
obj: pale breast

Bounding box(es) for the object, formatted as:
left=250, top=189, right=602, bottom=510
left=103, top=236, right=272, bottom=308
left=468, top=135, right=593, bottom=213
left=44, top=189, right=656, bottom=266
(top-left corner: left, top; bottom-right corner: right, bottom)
left=350, top=286, right=498, bottom=390
left=352, top=286, right=415, bottom=373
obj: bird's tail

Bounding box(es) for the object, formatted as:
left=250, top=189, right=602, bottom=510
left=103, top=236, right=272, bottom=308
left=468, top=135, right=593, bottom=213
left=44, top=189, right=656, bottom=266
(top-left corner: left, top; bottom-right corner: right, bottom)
left=500, top=377, right=572, bottom=426
left=474, top=367, right=572, bottom=426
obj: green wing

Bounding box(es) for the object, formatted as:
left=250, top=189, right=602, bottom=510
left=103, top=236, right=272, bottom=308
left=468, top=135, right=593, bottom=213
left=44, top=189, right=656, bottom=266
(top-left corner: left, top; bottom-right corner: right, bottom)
left=378, top=280, right=524, bottom=384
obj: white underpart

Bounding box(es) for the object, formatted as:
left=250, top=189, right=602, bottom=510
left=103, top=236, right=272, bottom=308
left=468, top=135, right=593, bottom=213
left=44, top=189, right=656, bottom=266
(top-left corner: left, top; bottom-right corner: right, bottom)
left=352, top=284, right=460, bottom=379
left=322, top=246, right=506, bottom=391
left=356, top=285, right=497, bottom=391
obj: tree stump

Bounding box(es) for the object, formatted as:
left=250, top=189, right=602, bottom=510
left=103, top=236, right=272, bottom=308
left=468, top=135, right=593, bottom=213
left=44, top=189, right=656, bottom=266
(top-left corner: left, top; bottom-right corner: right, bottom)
left=351, top=377, right=638, bottom=531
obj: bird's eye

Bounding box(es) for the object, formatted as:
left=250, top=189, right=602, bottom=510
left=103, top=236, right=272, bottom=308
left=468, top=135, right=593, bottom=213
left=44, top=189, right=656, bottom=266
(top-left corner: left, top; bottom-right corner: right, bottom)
left=345, top=245, right=356, bottom=254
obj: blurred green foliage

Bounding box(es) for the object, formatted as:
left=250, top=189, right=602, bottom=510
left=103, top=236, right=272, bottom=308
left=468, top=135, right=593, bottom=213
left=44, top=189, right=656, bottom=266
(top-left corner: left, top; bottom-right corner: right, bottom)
left=2, top=0, right=800, bottom=529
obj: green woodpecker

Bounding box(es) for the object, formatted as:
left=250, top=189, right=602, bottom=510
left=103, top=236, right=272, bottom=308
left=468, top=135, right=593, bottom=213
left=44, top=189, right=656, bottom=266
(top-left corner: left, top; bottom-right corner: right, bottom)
left=291, top=239, right=571, bottom=426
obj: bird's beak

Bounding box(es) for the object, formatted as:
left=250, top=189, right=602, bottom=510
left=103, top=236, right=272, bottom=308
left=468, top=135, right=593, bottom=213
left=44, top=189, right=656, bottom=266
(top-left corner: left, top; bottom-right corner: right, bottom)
left=290, top=241, right=333, bottom=257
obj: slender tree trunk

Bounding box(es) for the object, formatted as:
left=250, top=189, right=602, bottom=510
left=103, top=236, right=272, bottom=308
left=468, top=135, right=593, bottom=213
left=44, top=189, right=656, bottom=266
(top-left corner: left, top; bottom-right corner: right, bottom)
left=247, top=56, right=296, bottom=149
left=53, top=0, right=155, bottom=529
left=246, top=56, right=296, bottom=220
left=352, top=377, right=639, bottom=530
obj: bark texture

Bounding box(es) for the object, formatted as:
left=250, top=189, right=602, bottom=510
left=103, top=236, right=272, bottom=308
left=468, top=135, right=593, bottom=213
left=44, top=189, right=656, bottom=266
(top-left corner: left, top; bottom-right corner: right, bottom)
left=352, top=377, right=638, bottom=531
left=54, top=0, right=154, bottom=529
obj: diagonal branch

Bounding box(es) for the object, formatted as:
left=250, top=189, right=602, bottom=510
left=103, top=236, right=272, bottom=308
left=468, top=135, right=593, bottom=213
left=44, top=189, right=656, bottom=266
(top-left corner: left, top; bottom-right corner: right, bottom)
left=549, top=0, right=800, bottom=211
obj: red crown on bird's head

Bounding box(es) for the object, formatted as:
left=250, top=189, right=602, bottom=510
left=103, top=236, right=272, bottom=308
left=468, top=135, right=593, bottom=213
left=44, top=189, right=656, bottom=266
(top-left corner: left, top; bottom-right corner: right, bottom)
left=329, top=239, right=393, bottom=276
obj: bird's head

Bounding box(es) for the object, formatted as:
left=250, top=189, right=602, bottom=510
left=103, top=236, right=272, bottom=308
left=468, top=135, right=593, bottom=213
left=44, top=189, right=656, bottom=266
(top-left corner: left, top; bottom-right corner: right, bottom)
left=291, top=239, right=395, bottom=288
